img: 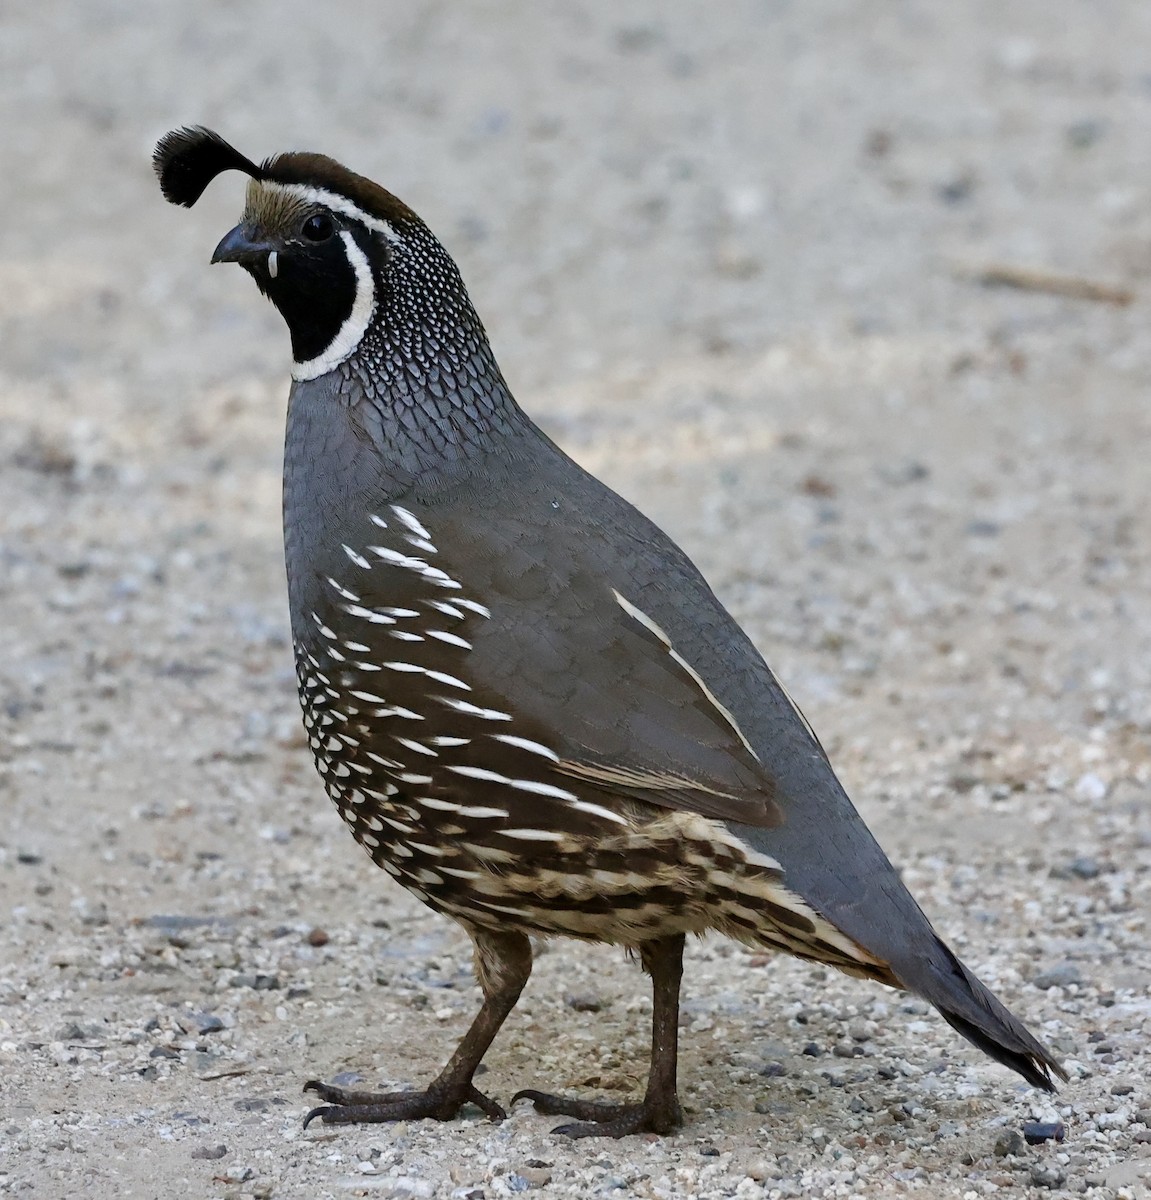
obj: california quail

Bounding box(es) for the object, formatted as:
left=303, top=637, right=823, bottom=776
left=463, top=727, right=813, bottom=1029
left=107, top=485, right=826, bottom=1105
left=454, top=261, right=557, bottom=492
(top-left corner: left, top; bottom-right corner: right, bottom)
left=154, top=127, right=1066, bottom=1138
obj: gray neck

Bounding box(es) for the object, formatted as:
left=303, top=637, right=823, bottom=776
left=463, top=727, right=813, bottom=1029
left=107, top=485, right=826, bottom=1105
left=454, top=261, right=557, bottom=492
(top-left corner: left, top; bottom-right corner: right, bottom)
left=329, top=222, right=532, bottom=484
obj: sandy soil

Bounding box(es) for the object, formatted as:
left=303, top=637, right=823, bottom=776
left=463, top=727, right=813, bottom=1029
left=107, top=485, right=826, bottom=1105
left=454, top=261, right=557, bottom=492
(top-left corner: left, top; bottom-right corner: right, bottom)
left=2, top=2, right=1150, bottom=1197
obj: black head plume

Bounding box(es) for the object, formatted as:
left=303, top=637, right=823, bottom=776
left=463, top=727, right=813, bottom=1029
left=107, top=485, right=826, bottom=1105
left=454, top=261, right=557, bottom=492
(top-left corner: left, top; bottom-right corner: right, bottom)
left=153, top=127, right=265, bottom=207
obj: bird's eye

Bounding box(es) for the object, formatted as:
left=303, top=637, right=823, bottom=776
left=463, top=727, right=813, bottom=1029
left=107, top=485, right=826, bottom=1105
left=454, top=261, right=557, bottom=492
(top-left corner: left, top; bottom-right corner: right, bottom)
left=302, top=213, right=335, bottom=242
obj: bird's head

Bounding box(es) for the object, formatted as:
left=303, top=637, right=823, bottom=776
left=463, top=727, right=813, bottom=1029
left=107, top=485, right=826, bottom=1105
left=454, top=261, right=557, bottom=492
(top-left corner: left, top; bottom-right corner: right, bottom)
left=154, top=127, right=463, bottom=382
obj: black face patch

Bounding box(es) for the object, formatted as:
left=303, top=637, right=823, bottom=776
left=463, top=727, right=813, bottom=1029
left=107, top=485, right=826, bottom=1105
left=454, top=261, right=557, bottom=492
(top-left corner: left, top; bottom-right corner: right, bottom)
left=252, top=223, right=371, bottom=369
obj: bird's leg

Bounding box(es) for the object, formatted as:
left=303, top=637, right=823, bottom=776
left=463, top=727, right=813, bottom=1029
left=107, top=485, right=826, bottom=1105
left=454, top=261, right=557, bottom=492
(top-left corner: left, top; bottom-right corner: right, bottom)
left=514, top=932, right=686, bottom=1137
left=304, top=927, right=532, bottom=1126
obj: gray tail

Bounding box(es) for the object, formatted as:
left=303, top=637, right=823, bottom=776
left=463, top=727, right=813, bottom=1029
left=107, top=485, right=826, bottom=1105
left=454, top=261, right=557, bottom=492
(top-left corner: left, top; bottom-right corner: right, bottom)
left=909, top=939, right=1067, bottom=1092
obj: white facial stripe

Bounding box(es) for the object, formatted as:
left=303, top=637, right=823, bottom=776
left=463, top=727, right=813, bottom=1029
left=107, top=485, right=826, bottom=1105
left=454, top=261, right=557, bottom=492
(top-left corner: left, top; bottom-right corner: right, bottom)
left=267, top=250, right=278, bottom=278
left=262, top=181, right=403, bottom=243
left=292, top=231, right=376, bottom=381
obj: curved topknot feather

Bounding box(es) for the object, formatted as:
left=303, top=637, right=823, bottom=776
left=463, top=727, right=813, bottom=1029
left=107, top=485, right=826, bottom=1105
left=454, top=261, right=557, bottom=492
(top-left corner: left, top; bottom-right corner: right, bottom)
left=153, top=127, right=265, bottom=207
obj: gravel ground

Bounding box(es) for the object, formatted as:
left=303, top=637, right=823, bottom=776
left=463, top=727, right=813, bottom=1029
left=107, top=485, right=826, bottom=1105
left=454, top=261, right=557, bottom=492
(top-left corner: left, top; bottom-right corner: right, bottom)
left=2, top=2, right=1150, bottom=1197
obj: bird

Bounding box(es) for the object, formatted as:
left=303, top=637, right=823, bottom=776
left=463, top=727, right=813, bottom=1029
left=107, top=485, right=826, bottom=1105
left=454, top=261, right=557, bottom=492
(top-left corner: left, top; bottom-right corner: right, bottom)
left=153, top=126, right=1066, bottom=1138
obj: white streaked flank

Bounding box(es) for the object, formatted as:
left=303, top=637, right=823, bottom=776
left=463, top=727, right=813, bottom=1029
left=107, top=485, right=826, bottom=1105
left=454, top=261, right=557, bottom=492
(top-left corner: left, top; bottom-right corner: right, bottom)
left=492, top=733, right=558, bottom=761
left=342, top=544, right=372, bottom=570
left=394, top=736, right=437, bottom=756
left=503, top=778, right=581, bottom=801
left=310, top=612, right=337, bottom=639
left=469, top=897, right=526, bottom=917
left=428, top=601, right=465, bottom=619
left=455, top=598, right=492, bottom=618
left=362, top=785, right=399, bottom=800
left=446, top=765, right=510, bottom=784
left=565, top=797, right=630, bottom=826
left=326, top=577, right=360, bottom=602
left=437, top=697, right=512, bottom=721
left=390, top=505, right=432, bottom=539
left=426, top=630, right=472, bottom=649
left=365, top=751, right=403, bottom=769
left=343, top=603, right=395, bottom=625
left=408, top=841, right=444, bottom=858
left=499, top=827, right=567, bottom=843
left=369, top=545, right=463, bottom=589
left=454, top=803, right=509, bottom=820
left=415, top=796, right=463, bottom=812
left=422, top=668, right=470, bottom=690
left=439, top=865, right=482, bottom=880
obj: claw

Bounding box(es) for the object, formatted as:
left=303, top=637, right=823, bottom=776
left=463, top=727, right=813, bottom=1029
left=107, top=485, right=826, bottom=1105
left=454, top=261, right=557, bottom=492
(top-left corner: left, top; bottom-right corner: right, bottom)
left=301, top=1078, right=504, bottom=1127
left=303, top=1104, right=336, bottom=1129
left=512, top=1088, right=681, bottom=1137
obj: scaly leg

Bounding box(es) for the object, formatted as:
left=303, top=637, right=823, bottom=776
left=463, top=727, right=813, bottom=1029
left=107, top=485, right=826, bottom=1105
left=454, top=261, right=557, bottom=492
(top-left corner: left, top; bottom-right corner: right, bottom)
left=304, top=926, right=532, bottom=1126
left=514, top=933, right=685, bottom=1137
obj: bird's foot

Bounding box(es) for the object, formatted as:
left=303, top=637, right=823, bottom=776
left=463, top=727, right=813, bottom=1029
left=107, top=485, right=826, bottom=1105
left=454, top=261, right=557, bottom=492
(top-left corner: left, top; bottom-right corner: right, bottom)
left=512, top=1088, right=683, bottom=1138
left=303, top=1078, right=505, bottom=1127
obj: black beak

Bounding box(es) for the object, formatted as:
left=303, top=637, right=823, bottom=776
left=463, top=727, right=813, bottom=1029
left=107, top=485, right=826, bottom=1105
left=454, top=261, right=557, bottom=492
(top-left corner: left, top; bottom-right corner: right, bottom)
left=211, top=224, right=275, bottom=267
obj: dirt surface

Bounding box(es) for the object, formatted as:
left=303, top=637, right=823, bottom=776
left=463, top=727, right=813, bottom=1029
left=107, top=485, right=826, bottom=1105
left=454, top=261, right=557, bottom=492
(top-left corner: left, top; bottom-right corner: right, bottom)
left=2, top=3, right=1150, bottom=1197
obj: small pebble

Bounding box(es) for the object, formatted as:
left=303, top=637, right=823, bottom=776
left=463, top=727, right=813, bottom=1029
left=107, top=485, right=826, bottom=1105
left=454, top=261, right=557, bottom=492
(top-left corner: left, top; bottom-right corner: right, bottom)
left=1031, top=962, right=1082, bottom=990
left=190, top=1144, right=228, bottom=1161
left=994, top=1130, right=1026, bottom=1157
left=1022, top=1121, right=1065, bottom=1145
left=184, top=1012, right=225, bottom=1035
left=564, top=993, right=605, bottom=1012
left=517, top=1166, right=553, bottom=1186
left=1029, top=1163, right=1067, bottom=1189
left=1069, top=856, right=1101, bottom=879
